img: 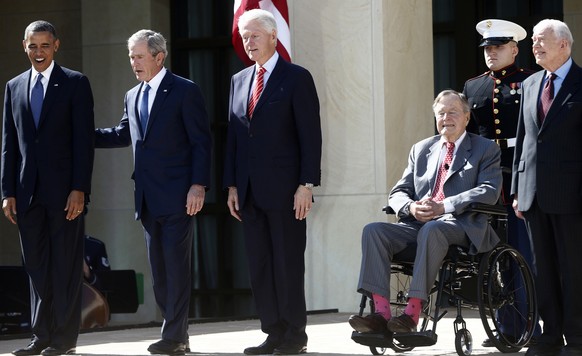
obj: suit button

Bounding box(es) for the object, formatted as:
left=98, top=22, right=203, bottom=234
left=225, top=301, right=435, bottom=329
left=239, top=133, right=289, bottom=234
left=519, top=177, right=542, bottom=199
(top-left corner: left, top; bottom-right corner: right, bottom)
left=538, top=139, right=543, bottom=143
left=35, top=139, right=39, bottom=143
left=249, top=133, right=253, bottom=138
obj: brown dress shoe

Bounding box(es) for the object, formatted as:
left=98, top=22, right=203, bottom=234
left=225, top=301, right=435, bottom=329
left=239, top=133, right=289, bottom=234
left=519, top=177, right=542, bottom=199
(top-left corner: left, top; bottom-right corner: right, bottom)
left=387, top=313, right=417, bottom=333
left=348, top=313, right=388, bottom=333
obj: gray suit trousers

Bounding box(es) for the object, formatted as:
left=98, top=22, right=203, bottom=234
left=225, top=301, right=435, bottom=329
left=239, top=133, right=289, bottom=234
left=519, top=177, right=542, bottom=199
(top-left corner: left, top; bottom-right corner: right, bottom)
left=357, top=217, right=469, bottom=301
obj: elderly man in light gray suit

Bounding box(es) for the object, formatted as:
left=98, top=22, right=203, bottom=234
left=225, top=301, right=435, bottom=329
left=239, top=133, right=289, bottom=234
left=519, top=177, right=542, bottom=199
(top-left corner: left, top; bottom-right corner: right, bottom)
left=348, top=90, right=502, bottom=335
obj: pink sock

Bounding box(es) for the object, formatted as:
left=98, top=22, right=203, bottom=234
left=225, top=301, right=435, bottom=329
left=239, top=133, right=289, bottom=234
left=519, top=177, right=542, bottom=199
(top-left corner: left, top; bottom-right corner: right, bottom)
left=372, top=293, right=391, bottom=320
left=404, top=297, right=422, bottom=324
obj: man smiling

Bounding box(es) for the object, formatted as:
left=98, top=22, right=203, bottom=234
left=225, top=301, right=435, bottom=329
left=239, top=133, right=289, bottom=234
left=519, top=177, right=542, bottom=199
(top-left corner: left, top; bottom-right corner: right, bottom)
left=349, top=90, right=501, bottom=335
left=2, top=20, right=94, bottom=356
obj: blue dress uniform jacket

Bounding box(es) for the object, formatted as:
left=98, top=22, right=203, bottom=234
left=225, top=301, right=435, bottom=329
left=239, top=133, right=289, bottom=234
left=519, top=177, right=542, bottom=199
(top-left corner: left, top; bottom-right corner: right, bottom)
left=463, top=64, right=533, bottom=203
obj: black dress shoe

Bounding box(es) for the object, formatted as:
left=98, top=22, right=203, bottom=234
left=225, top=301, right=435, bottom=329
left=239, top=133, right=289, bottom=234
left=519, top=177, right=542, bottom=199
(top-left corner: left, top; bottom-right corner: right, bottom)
left=525, top=342, right=564, bottom=356
left=349, top=313, right=388, bottom=333
left=12, top=342, right=49, bottom=356
left=273, top=342, right=307, bottom=355
left=387, top=314, right=417, bottom=333
left=147, top=339, right=186, bottom=355
left=40, top=347, right=75, bottom=356
left=244, top=339, right=280, bottom=355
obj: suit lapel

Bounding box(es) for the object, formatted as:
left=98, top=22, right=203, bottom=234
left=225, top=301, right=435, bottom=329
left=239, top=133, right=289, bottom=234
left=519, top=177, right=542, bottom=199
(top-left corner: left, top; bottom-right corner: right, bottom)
left=128, top=85, right=142, bottom=138
left=137, top=71, right=174, bottom=140
left=20, top=71, right=37, bottom=130
left=37, top=64, right=64, bottom=129
left=542, top=62, right=581, bottom=130
left=449, top=135, right=471, bottom=177
left=242, top=67, right=254, bottom=121
left=526, top=71, right=545, bottom=131
left=144, top=71, right=173, bottom=138
left=252, top=57, right=288, bottom=116
left=426, top=140, right=442, bottom=193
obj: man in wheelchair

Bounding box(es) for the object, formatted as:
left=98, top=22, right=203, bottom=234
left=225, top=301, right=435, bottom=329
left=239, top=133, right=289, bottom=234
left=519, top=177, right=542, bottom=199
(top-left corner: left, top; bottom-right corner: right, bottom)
left=349, top=90, right=502, bottom=335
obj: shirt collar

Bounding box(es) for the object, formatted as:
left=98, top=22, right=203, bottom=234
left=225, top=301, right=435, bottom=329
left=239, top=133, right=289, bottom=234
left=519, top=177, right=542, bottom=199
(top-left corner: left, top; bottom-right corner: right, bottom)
left=439, top=131, right=467, bottom=154
left=255, top=51, right=279, bottom=74
left=549, top=57, right=572, bottom=80
left=31, top=60, right=55, bottom=83
left=143, top=67, right=167, bottom=93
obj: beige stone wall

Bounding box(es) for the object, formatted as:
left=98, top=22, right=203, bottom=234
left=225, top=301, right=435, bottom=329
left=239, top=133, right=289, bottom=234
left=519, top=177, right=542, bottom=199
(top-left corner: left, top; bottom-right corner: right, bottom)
left=565, top=0, right=582, bottom=63
left=289, top=0, right=434, bottom=312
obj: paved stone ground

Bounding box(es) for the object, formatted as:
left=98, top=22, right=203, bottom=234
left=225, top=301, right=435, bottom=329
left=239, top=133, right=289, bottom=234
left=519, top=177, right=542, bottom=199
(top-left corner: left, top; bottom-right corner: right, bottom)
left=0, top=312, right=524, bottom=356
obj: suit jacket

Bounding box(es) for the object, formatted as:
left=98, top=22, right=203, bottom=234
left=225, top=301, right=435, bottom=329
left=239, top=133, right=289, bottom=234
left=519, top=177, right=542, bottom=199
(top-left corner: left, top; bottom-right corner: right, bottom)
left=95, top=70, right=211, bottom=219
left=223, top=57, right=322, bottom=210
left=2, top=64, right=95, bottom=212
left=389, top=133, right=502, bottom=254
left=511, top=61, right=582, bottom=214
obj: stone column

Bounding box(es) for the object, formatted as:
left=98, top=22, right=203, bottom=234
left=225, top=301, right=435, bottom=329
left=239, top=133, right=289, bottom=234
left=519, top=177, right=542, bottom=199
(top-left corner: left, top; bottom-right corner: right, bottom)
left=289, top=0, right=434, bottom=311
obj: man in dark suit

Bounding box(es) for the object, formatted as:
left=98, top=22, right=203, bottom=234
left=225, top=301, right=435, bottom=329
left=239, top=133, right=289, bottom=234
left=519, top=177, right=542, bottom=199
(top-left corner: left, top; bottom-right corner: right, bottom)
left=95, top=30, right=211, bottom=355
left=224, top=9, right=322, bottom=356
left=348, top=90, right=501, bottom=334
left=462, top=19, right=540, bottom=346
left=512, top=19, right=582, bottom=356
left=1, top=20, right=95, bottom=356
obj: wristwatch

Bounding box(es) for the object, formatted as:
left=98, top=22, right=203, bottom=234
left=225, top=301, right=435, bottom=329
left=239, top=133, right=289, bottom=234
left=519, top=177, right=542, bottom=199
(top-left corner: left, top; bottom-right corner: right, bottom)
left=302, top=183, right=314, bottom=189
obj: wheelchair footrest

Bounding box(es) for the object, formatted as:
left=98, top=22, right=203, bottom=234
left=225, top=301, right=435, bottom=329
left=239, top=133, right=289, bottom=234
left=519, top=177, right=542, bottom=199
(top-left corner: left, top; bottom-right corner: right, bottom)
left=393, top=330, right=438, bottom=347
left=351, top=331, right=394, bottom=348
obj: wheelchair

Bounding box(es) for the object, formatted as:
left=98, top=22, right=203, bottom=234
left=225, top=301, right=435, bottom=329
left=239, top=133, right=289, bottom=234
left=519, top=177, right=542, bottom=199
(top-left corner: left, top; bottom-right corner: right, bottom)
left=351, top=203, right=537, bottom=356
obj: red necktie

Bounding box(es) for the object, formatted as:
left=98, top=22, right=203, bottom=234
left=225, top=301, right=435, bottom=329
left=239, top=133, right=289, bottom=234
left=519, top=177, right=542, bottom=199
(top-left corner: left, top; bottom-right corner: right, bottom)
left=248, top=66, right=266, bottom=118
left=432, top=142, right=455, bottom=202
left=538, top=72, right=556, bottom=125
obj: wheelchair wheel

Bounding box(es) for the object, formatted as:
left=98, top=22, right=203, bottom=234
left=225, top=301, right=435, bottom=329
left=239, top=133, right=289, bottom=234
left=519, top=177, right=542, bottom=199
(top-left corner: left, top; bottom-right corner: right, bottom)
left=477, top=245, right=536, bottom=353
left=369, top=346, right=386, bottom=355
left=389, top=264, right=432, bottom=352
left=454, top=328, right=472, bottom=356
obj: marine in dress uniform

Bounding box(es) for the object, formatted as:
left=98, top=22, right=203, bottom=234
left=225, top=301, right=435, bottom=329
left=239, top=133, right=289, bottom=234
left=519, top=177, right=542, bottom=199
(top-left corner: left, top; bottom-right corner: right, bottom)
left=462, top=19, right=541, bottom=346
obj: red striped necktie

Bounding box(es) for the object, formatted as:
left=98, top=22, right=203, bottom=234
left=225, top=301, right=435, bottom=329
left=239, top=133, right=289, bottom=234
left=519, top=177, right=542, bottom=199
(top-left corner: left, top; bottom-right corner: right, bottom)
left=248, top=66, right=265, bottom=118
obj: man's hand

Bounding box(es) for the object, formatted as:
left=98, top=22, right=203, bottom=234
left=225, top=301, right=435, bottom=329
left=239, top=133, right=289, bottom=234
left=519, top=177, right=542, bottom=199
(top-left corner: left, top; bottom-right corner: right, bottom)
left=227, top=187, right=242, bottom=221
left=65, top=190, right=85, bottom=221
left=410, top=198, right=445, bottom=222
left=2, top=197, right=17, bottom=224
left=512, top=197, right=524, bottom=219
left=294, top=185, right=313, bottom=220
left=186, top=184, right=205, bottom=216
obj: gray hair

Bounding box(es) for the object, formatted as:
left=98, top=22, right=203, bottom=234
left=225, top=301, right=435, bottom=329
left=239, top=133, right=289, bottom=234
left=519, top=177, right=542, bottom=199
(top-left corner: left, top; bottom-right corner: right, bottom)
left=238, top=9, right=277, bottom=34
left=24, top=20, right=57, bottom=40
left=127, top=29, right=168, bottom=59
left=533, top=19, right=574, bottom=46
left=433, top=90, right=470, bottom=113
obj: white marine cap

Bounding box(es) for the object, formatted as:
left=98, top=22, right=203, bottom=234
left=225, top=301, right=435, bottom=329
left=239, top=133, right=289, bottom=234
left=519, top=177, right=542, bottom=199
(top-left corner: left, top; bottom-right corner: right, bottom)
left=476, top=19, right=527, bottom=47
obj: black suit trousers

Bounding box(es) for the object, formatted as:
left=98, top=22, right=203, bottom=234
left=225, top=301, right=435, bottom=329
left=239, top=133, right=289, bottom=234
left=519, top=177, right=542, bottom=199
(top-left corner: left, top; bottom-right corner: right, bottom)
left=141, top=201, right=194, bottom=343
left=523, top=198, right=582, bottom=346
left=17, top=197, right=84, bottom=348
left=240, top=187, right=308, bottom=345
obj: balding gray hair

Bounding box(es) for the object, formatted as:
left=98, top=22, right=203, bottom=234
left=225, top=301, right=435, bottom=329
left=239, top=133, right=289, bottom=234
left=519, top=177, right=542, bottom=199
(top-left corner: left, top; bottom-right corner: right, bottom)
left=127, top=29, right=168, bottom=60
left=533, top=19, right=574, bottom=46
left=433, top=90, right=470, bottom=113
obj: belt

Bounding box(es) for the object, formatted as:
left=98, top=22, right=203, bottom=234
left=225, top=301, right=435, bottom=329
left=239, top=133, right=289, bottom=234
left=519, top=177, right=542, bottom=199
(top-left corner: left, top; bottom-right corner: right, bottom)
left=493, top=137, right=516, bottom=149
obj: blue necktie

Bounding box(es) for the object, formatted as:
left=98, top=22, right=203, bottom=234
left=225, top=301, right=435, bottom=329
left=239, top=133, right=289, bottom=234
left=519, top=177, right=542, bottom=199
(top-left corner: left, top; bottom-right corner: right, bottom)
left=140, top=84, right=150, bottom=133
left=31, top=73, right=44, bottom=127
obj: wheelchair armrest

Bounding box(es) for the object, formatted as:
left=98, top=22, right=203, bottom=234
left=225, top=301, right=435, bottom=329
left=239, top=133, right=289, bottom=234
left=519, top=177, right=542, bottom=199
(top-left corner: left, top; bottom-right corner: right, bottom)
left=382, top=203, right=507, bottom=216
left=467, top=202, right=507, bottom=216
